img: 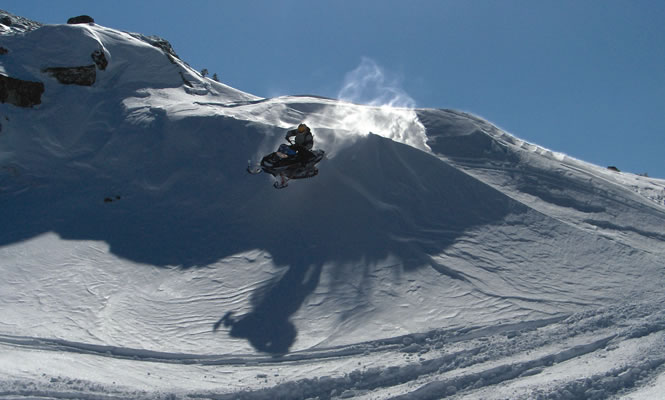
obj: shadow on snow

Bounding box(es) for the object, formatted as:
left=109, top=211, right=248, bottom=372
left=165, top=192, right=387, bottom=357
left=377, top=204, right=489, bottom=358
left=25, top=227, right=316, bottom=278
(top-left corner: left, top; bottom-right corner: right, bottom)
left=0, top=116, right=525, bottom=354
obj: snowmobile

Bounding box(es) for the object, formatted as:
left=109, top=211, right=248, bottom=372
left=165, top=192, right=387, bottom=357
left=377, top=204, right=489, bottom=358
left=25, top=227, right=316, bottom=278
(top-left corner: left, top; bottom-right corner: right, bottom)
left=247, top=139, right=325, bottom=189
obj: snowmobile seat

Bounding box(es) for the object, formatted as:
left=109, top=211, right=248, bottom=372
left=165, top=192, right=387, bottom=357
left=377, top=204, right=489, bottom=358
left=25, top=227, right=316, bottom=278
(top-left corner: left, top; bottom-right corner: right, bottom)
left=277, top=144, right=297, bottom=158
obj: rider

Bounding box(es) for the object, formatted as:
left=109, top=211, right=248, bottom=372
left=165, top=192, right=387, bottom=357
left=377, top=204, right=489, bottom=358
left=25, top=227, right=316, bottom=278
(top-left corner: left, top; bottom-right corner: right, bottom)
left=285, top=123, right=314, bottom=162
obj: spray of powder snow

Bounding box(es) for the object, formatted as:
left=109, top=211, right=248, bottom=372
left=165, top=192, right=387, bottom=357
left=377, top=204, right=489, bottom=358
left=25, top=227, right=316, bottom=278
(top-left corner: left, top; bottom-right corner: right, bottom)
left=248, top=58, right=429, bottom=164
left=315, top=57, right=430, bottom=155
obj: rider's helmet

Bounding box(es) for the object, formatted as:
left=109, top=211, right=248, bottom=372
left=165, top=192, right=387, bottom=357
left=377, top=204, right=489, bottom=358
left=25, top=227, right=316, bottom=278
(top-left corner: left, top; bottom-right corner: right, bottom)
left=297, top=123, right=310, bottom=133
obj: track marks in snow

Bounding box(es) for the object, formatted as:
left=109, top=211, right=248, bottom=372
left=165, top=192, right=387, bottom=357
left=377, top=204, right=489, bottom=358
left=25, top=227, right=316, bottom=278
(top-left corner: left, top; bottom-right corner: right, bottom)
left=190, top=302, right=665, bottom=399
left=0, top=378, right=162, bottom=400
left=4, top=302, right=662, bottom=399
left=395, top=336, right=618, bottom=400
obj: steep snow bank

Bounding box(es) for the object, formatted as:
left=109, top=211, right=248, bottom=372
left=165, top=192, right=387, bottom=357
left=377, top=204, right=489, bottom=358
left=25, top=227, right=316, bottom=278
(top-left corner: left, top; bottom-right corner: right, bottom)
left=0, top=17, right=256, bottom=98
left=1, top=11, right=665, bottom=399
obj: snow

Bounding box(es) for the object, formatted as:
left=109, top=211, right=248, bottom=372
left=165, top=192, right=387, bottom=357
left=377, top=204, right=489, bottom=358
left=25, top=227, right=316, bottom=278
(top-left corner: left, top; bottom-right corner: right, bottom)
left=2, top=11, right=665, bottom=399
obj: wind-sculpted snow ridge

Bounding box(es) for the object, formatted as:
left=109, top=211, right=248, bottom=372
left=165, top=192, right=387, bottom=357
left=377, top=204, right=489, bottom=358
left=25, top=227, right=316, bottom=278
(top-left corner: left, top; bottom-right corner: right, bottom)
left=2, top=10, right=665, bottom=399
left=420, top=108, right=665, bottom=212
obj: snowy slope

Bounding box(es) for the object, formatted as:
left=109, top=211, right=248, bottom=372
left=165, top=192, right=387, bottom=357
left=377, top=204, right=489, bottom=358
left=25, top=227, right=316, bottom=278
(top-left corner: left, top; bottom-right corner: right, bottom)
left=2, top=11, right=665, bottom=399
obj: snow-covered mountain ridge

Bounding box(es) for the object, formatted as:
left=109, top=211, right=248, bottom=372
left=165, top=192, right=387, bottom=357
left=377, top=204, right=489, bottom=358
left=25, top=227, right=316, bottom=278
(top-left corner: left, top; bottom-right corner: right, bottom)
left=2, top=10, right=665, bottom=399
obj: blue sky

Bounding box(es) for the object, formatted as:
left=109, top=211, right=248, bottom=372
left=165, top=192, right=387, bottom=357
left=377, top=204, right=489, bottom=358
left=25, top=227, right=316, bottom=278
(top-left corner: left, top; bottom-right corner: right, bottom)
left=4, top=0, right=664, bottom=177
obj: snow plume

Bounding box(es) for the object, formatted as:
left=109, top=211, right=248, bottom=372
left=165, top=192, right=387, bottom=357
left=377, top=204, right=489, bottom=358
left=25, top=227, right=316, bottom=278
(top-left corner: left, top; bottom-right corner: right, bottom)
left=338, top=57, right=413, bottom=107
left=322, top=57, right=429, bottom=153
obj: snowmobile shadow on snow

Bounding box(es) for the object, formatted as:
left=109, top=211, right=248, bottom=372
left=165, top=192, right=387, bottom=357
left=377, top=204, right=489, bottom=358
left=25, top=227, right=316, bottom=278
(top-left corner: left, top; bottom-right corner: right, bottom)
left=214, top=262, right=322, bottom=355
left=205, top=133, right=529, bottom=354
left=0, top=116, right=526, bottom=355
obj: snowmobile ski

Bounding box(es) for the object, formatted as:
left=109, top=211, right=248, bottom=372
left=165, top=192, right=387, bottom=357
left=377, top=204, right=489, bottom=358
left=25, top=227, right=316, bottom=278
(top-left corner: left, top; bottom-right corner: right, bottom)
left=247, top=164, right=262, bottom=175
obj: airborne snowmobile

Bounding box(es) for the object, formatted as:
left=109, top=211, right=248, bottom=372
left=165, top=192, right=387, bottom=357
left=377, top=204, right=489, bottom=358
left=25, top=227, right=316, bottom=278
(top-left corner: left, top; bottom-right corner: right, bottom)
left=247, top=138, right=325, bottom=189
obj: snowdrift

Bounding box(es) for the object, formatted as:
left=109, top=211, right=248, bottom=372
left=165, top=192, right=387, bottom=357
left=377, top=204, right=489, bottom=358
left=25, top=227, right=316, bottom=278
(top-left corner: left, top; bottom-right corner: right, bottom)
left=2, top=10, right=665, bottom=399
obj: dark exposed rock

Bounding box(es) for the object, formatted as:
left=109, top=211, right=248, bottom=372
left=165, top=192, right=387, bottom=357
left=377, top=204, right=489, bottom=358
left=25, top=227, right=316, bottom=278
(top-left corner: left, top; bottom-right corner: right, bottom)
left=129, top=33, right=180, bottom=63
left=67, top=15, right=94, bottom=25
left=0, top=74, right=44, bottom=107
left=179, top=71, right=193, bottom=87
left=0, top=10, right=42, bottom=34
left=0, top=47, right=7, bottom=55
left=91, top=49, right=108, bottom=70
left=104, top=195, right=122, bottom=203
left=607, top=166, right=621, bottom=172
left=147, top=37, right=179, bottom=60
left=43, top=65, right=96, bottom=86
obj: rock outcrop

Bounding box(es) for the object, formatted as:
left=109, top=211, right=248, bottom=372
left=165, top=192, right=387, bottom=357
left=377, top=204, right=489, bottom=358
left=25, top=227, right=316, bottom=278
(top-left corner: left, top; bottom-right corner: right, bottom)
left=91, top=49, right=108, bottom=70
left=129, top=33, right=180, bottom=63
left=0, top=9, right=42, bottom=34
left=67, top=15, right=94, bottom=25
left=0, top=74, right=44, bottom=107
left=41, top=48, right=108, bottom=86
left=43, top=65, right=97, bottom=86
